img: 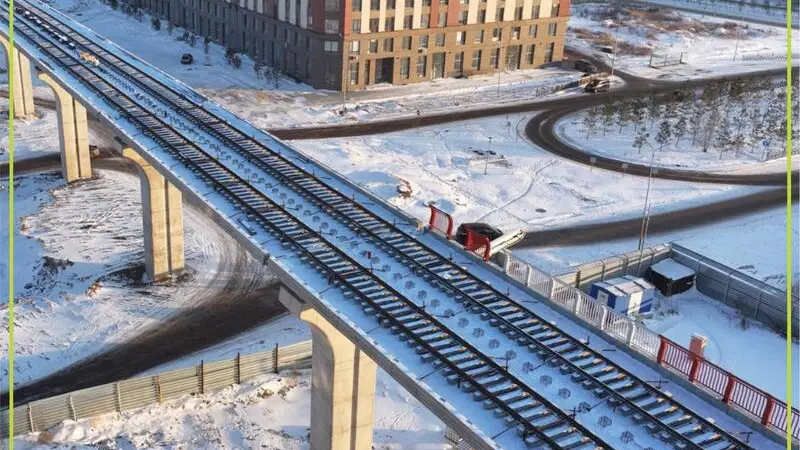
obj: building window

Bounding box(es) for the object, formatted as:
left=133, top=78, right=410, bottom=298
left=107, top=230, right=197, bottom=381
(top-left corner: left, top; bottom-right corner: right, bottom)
left=349, top=61, right=359, bottom=84
left=403, top=36, right=412, bottom=49
left=294, top=32, right=300, bottom=46
left=417, top=55, right=427, bottom=76
left=324, top=61, right=336, bottom=84
left=352, top=19, right=361, bottom=33
left=456, top=31, right=466, bottom=44
left=351, top=40, right=360, bottom=52
left=352, top=0, right=362, bottom=10
left=324, top=40, right=340, bottom=51
left=496, top=7, right=504, bottom=21
left=515, top=6, right=523, bottom=20
left=423, top=0, right=431, bottom=5
left=405, top=15, right=413, bottom=29
left=490, top=48, right=499, bottom=68
left=419, top=35, right=429, bottom=48
left=385, top=18, right=395, bottom=31
left=369, top=39, right=378, bottom=52
left=544, top=42, right=554, bottom=62
left=478, top=10, right=486, bottom=23
left=492, top=27, right=501, bottom=41
left=473, top=29, right=484, bottom=43
left=548, top=23, right=557, bottom=36
left=472, top=50, right=481, bottom=69
left=400, top=57, right=410, bottom=78
left=525, top=44, right=535, bottom=64
left=438, top=12, right=446, bottom=26
left=388, top=0, right=396, bottom=8
left=436, top=33, right=445, bottom=46
left=531, top=5, right=540, bottom=18
left=512, top=26, right=520, bottom=39
left=551, top=0, right=560, bottom=16
left=371, top=0, right=380, bottom=9
left=454, top=51, right=464, bottom=73
left=421, top=14, right=430, bottom=27
left=459, top=10, right=467, bottom=24
left=369, top=18, right=380, bottom=32
left=384, top=37, right=394, bottom=51
left=325, top=0, right=340, bottom=11
left=440, top=0, right=448, bottom=5
left=307, top=36, right=311, bottom=49
left=529, top=24, right=538, bottom=38
left=325, top=19, right=340, bottom=33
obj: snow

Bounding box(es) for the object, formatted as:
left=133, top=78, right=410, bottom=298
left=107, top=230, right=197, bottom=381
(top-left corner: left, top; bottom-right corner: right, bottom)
left=290, top=113, right=752, bottom=234
left=625, top=0, right=795, bottom=27
left=651, top=257, right=696, bottom=279
left=646, top=288, right=799, bottom=403
left=567, top=3, right=791, bottom=81
left=11, top=370, right=451, bottom=450
left=0, top=168, right=271, bottom=388
left=519, top=205, right=798, bottom=290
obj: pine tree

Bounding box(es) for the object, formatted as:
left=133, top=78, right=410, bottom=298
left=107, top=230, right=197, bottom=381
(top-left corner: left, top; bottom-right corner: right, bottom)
left=647, top=95, right=662, bottom=129
left=673, top=116, right=688, bottom=147
left=583, top=107, right=599, bottom=139
left=702, top=109, right=722, bottom=153
left=655, top=120, right=672, bottom=151
left=632, top=98, right=646, bottom=132
left=617, top=100, right=632, bottom=133
left=715, top=115, right=732, bottom=159
left=151, top=15, right=161, bottom=31
left=167, top=21, right=174, bottom=35
left=109, top=0, right=118, bottom=9
left=602, top=102, right=615, bottom=136
left=633, top=131, right=650, bottom=154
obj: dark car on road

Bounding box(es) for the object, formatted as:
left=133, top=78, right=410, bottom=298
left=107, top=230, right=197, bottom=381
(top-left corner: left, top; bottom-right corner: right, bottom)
left=585, top=78, right=610, bottom=93
left=181, top=53, right=194, bottom=65
left=455, top=223, right=503, bottom=245
left=574, top=59, right=598, bottom=74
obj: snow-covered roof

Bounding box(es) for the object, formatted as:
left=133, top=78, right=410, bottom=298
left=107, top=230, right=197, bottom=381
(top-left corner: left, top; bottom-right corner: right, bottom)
left=651, top=258, right=696, bottom=280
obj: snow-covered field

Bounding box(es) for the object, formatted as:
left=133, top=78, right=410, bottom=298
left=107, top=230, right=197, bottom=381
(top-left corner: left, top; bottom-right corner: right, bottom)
left=12, top=369, right=450, bottom=450
left=0, top=169, right=270, bottom=388
left=567, top=3, right=791, bottom=80
left=290, top=113, right=755, bottom=233
left=519, top=204, right=798, bottom=289
left=646, top=287, right=799, bottom=403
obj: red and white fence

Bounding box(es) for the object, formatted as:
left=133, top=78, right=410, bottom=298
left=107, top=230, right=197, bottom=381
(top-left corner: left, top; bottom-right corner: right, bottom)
left=428, top=205, right=454, bottom=239
left=658, top=336, right=799, bottom=440
left=495, top=251, right=798, bottom=443
left=464, top=228, right=491, bottom=261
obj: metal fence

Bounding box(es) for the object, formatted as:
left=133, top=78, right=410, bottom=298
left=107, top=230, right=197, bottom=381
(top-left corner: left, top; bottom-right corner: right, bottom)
left=555, top=244, right=672, bottom=290
left=670, top=244, right=800, bottom=337
left=649, top=52, right=687, bottom=68
left=0, top=340, right=312, bottom=438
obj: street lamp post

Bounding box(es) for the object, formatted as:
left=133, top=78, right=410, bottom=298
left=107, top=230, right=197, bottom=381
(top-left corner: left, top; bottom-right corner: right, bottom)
left=485, top=136, right=493, bottom=175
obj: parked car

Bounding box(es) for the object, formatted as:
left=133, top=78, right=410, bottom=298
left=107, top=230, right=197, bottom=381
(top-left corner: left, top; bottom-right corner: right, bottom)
left=454, top=223, right=504, bottom=246
left=585, top=78, right=610, bottom=93
left=181, top=53, right=194, bottom=65
left=574, top=59, right=598, bottom=74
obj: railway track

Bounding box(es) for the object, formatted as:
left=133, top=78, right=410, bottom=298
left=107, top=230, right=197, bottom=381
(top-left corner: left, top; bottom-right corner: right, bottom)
left=5, top=3, right=760, bottom=449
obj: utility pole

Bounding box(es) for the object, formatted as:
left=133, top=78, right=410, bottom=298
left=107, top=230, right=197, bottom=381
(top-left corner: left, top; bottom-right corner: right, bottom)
left=485, top=136, right=493, bottom=175
left=637, top=143, right=657, bottom=255
left=610, top=0, right=621, bottom=78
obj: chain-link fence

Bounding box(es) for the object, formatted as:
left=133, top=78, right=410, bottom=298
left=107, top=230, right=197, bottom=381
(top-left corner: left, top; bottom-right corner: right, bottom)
left=670, top=244, right=799, bottom=337
left=0, top=340, right=312, bottom=438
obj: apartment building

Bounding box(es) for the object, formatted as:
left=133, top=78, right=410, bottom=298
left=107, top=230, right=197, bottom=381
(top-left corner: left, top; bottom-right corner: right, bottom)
left=131, top=0, right=569, bottom=90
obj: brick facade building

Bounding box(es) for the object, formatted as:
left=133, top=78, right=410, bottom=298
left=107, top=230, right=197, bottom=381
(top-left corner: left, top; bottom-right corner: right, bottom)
left=131, top=0, right=569, bottom=90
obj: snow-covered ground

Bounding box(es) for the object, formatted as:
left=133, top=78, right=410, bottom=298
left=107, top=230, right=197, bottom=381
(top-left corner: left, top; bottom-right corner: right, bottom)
left=624, top=0, right=796, bottom=27
left=0, top=168, right=270, bottom=388
left=568, top=3, right=791, bottom=80
left=290, top=113, right=756, bottom=233
left=12, top=370, right=451, bottom=450
left=519, top=204, right=797, bottom=289
left=646, top=287, right=799, bottom=403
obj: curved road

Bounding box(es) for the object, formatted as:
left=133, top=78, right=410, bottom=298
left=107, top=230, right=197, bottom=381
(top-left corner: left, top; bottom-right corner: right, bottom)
left=1, top=157, right=288, bottom=405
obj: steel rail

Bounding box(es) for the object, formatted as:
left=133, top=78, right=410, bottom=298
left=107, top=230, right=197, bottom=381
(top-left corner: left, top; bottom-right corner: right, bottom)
left=2, top=11, right=619, bottom=449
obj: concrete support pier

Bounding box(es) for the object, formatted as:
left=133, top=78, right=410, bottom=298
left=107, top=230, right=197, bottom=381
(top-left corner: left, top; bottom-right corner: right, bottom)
left=0, top=36, right=35, bottom=118
left=122, top=148, right=185, bottom=282
left=279, top=287, right=377, bottom=450
left=38, top=72, right=91, bottom=182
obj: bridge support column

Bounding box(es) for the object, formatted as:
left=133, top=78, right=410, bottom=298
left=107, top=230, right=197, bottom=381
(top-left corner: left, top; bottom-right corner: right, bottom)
left=0, top=36, right=35, bottom=118
left=37, top=72, right=91, bottom=183
left=122, top=148, right=185, bottom=282
left=279, top=287, right=377, bottom=450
